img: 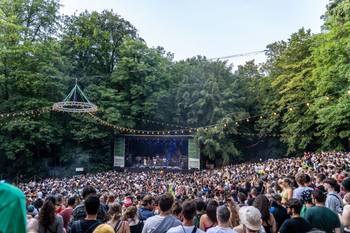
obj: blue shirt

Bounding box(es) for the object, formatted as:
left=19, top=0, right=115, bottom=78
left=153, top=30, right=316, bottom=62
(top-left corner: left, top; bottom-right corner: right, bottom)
left=139, top=207, right=155, bottom=221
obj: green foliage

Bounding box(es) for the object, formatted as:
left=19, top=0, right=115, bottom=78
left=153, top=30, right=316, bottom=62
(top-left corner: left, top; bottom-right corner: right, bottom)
left=61, top=10, right=138, bottom=77
left=110, top=39, right=173, bottom=128
left=1, top=0, right=350, bottom=178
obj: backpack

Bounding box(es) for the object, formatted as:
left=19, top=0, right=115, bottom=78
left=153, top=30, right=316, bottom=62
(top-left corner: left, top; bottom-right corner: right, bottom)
left=114, top=220, right=126, bottom=233
left=44, top=224, right=58, bottom=233
left=71, top=220, right=100, bottom=233
left=150, top=216, right=179, bottom=233
left=180, top=225, right=198, bottom=233
left=329, top=193, right=344, bottom=213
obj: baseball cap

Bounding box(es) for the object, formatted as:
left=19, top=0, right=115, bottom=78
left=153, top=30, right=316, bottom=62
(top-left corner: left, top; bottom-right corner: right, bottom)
left=27, top=205, right=35, bottom=214
left=123, top=197, right=132, bottom=207
left=301, top=189, right=313, bottom=203
left=239, top=206, right=262, bottom=231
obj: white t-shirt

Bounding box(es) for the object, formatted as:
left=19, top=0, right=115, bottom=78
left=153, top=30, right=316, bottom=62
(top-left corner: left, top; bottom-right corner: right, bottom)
left=207, top=226, right=238, bottom=233
left=142, top=215, right=165, bottom=233
left=142, top=215, right=181, bottom=233
left=167, top=225, right=205, bottom=233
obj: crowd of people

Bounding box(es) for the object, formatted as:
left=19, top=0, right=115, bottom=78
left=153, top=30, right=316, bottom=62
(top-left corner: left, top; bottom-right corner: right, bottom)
left=3, top=151, right=350, bottom=233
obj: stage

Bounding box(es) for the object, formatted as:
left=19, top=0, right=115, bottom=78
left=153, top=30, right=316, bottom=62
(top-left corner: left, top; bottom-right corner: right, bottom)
left=113, top=134, right=200, bottom=170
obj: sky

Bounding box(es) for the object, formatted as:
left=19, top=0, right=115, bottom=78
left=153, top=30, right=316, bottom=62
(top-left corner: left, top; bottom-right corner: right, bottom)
left=60, top=0, right=329, bottom=68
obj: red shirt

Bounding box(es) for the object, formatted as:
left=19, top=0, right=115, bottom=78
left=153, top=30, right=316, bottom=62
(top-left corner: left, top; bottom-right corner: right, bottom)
left=59, top=207, right=73, bottom=229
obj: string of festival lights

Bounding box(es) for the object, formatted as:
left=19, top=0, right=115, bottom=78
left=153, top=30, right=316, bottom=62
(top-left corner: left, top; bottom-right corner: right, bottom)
left=0, top=115, right=43, bottom=127
left=82, top=90, right=349, bottom=136
left=0, top=107, right=51, bottom=119
left=117, top=114, right=191, bottom=129
left=0, top=88, right=349, bottom=137
left=86, top=112, right=282, bottom=137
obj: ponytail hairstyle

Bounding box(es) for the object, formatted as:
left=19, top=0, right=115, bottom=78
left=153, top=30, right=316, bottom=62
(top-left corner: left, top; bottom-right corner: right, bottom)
left=108, top=203, right=122, bottom=221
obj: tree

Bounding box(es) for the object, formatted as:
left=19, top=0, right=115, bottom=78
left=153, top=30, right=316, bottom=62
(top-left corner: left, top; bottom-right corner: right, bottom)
left=311, top=1, right=350, bottom=151
left=0, top=0, right=65, bottom=178
left=57, top=10, right=140, bottom=172
left=61, top=10, right=138, bottom=78
left=110, top=39, right=173, bottom=130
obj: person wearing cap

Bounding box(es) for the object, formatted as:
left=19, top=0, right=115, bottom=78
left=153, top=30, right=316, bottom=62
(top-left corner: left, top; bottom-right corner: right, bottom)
left=304, top=190, right=341, bottom=233
left=26, top=204, right=39, bottom=233
left=167, top=200, right=204, bottom=233
left=27, top=204, right=39, bottom=218
left=138, top=195, right=155, bottom=221
left=278, top=199, right=311, bottom=233
left=323, top=178, right=343, bottom=214
left=234, top=206, right=265, bottom=233
left=300, top=189, right=314, bottom=218
left=124, top=197, right=133, bottom=208
left=206, top=205, right=237, bottom=233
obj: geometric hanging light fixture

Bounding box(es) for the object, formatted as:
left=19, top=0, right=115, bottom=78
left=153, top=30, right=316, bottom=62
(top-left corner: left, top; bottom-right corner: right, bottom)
left=52, top=79, right=98, bottom=113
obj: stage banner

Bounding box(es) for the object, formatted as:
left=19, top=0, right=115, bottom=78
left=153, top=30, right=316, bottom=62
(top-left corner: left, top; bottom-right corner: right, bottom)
left=114, top=137, right=125, bottom=167
left=188, top=138, right=200, bottom=169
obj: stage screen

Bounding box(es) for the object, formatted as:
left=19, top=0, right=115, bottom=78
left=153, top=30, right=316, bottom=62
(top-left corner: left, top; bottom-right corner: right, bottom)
left=124, top=136, right=189, bottom=169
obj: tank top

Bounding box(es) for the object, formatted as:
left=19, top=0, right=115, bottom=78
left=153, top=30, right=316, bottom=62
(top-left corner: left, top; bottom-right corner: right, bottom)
left=204, top=223, right=214, bottom=232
